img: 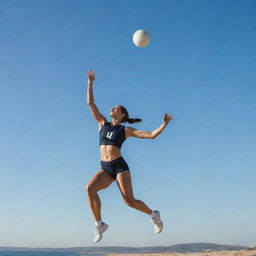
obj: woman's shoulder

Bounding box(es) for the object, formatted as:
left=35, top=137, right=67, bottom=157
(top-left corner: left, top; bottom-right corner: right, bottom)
left=124, top=126, right=135, bottom=130
left=124, top=126, right=136, bottom=137
left=98, top=120, right=109, bottom=132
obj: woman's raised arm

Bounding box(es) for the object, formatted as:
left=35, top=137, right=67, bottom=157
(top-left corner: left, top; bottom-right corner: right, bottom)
left=87, top=70, right=107, bottom=125
left=126, top=113, right=173, bottom=139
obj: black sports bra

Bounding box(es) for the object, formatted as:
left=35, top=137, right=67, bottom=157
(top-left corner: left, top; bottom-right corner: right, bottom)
left=99, top=122, right=126, bottom=149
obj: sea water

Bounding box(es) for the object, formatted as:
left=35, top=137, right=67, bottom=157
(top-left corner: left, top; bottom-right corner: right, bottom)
left=0, top=252, right=105, bottom=256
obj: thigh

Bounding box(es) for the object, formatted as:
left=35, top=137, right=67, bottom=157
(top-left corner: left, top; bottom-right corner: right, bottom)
left=87, top=169, right=115, bottom=191
left=116, top=170, right=134, bottom=200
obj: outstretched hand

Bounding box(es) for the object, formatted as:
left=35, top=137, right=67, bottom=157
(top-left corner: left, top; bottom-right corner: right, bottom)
left=87, top=70, right=96, bottom=83
left=163, top=113, right=173, bottom=126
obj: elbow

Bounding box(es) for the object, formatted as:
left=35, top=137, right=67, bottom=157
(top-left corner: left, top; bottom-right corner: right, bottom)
left=150, top=133, right=157, bottom=139
left=87, top=101, right=94, bottom=105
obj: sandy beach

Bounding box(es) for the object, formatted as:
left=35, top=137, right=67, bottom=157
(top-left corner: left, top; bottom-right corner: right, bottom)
left=108, top=248, right=256, bottom=256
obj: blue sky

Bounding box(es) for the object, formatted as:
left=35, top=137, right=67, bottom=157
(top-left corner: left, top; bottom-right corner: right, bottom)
left=1, top=0, right=256, bottom=248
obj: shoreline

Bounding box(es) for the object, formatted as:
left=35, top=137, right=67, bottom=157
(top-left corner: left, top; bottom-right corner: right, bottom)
left=108, top=248, right=256, bottom=256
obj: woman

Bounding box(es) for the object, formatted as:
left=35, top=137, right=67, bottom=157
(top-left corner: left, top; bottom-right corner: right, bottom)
left=86, top=70, right=173, bottom=243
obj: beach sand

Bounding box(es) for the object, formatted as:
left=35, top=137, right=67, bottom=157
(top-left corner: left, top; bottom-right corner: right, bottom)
left=108, top=248, right=256, bottom=256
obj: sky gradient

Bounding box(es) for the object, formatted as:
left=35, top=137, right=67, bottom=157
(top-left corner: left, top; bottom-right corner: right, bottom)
left=1, top=0, right=256, bottom=248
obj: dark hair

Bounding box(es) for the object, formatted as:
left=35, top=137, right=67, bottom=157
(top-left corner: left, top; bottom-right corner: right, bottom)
left=120, top=106, right=142, bottom=124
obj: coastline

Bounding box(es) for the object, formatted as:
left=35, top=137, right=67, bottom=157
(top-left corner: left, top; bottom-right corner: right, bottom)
left=108, top=248, right=256, bottom=256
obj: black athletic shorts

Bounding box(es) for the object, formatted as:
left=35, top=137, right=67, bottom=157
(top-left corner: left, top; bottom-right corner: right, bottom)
left=101, top=157, right=129, bottom=179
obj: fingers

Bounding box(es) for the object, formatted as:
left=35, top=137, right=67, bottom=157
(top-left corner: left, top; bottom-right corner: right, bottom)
left=164, top=113, right=171, bottom=118
left=87, top=70, right=94, bottom=74
left=164, top=113, right=174, bottom=120
left=87, top=70, right=96, bottom=79
left=168, top=113, right=173, bottom=120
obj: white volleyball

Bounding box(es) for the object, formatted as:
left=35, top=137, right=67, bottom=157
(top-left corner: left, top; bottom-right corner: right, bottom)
left=132, top=30, right=150, bottom=47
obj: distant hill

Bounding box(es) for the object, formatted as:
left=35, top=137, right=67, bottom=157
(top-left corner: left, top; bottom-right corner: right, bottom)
left=0, top=243, right=248, bottom=254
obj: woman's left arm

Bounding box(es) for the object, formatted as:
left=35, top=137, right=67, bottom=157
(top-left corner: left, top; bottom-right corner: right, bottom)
left=126, top=113, right=173, bottom=139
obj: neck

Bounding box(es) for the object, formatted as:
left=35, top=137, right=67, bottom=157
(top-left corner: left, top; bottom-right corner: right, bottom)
left=111, top=119, right=122, bottom=126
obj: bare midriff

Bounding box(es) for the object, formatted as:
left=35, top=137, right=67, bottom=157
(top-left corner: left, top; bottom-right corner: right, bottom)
left=100, top=145, right=122, bottom=162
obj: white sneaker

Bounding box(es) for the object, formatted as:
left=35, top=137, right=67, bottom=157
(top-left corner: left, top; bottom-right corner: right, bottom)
left=151, top=210, right=163, bottom=233
left=93, top=222, right=109, bottom=243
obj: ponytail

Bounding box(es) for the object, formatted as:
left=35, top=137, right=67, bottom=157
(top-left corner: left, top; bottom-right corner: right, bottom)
left=126, top=118, right=142, bottom=124
left=120, top=106, right=142, bottom=124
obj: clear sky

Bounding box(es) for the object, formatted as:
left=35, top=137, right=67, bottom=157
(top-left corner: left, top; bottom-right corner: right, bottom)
left=1, top=0, right=256, bottom=248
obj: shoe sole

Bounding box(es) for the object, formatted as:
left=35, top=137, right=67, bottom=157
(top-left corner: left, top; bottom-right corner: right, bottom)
left=152, top=211, right=163, bottom=233
left=156, top=221, right=163, bottom=233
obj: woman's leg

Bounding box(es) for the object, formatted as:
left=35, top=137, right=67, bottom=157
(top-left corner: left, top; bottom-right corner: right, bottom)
left=86, top=169, right=115, bottom=221
left=116, top=170, right=152, bottom=215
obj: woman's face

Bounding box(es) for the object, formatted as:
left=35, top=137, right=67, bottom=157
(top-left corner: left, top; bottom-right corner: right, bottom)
left=110, top=105, right=125, bottom=120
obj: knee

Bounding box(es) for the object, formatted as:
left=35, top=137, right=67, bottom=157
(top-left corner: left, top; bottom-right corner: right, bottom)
left=86, top=183, right=96, bottom=196
left=124, top=197, right=136, bottom=208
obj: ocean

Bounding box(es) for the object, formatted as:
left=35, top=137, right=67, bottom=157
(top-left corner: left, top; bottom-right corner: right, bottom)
left=0, top=252, right=105, bottom=256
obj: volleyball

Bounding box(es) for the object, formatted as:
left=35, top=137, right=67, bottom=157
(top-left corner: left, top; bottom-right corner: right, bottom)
left=132, top=30, right=150, bottom=47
